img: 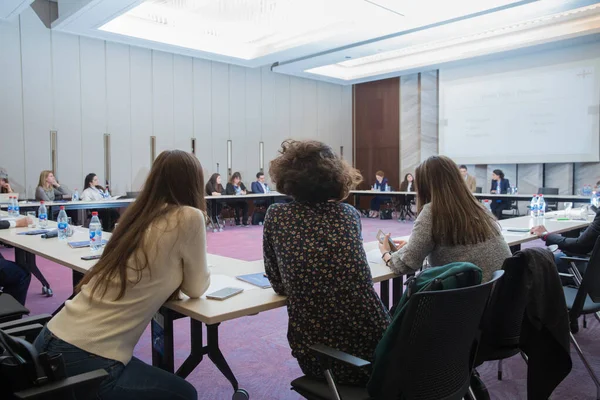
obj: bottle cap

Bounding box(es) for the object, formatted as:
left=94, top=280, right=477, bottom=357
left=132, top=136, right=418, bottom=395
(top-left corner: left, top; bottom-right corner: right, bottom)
left=92, top=211, right=98, bottom=216
left=40, top=201, right=44, bottom=204
left=60, top=206, right=65, bottom=210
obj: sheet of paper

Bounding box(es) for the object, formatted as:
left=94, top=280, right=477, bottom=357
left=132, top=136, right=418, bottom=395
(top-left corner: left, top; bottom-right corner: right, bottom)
left=201, top=274, right=260, bottom=299
left=366, top=248, right=384, bottom=265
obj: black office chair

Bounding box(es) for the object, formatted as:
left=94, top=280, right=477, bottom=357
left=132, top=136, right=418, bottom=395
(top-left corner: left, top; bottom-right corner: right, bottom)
left=561, top=236, right=600, bottom=400
left=290, top=271, right=504, bottom=400
left=537, top=187, right=559, bottom=212
left=475, top=256, right=529, bottom=381
left=0, top=319, right=106, bottom=400
left=475, top=187, right=483, bottom=194
left=0, top=292, right=29, bottom=323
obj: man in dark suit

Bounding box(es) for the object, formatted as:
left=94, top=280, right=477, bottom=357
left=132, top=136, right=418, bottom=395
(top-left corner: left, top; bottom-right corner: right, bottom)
left=0, top=217, right=32, bottom=305
left=531, top=209, right=600, bottom=281
left=489, top=169, right=511, bottom=220
left=251, top=172, right=269, bottom=208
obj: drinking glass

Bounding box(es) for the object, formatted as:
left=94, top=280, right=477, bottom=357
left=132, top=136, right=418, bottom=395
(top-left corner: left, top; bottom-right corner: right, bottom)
left=66, top=217, right=74, bottom=237
left=564, top=202, right=573, bottom=218
left=26, top=211, right=36, bottom=228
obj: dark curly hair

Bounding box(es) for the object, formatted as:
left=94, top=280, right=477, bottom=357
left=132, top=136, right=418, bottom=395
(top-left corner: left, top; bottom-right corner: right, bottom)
left=269, top=140, right=362, bottom=203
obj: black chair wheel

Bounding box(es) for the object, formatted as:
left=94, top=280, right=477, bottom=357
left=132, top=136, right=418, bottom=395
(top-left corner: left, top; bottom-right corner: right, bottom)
left=42, top=286, right=48, bottom=295
left=232, top=389, right=249, bottom=400
left=46, top=288, right=53, bottom=297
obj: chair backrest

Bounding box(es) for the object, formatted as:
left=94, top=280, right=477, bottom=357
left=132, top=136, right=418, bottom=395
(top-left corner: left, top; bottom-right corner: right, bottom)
left=537, top=187, right=559, bottom=196
left=572, top=237, right=600, bottom=315
left=379, top=271, right=503, bottom=400
left=477, top=257, right=529, bottom=360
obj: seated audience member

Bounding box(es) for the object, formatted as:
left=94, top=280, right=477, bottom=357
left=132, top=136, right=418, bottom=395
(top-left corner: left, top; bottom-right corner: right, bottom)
left=264, top=139, right=391, bottom=385
left=0, top=172, right=13, bottom=193
left=369, top=170, right=389, bottom=218
left=380, top=156, right=511, bottom=282
left=226, top=172, right=249, bottom=227
left=82, top=173, right=120, bottom=231
left=0, top=217, right=32, bottom=305
left=33, top=150, right=209, bottom=400
left=205, top=173, right=225, bottom=225
left=35, top=170, right=70, bottom=201
left=531, top=209, right=600, bottom=281
left=459, top=165, right=477, bottom=192
left=251, top=172, right=269, bottom=207
left=489, top=169, right=510, bottom=220
left=399, top=173, right=415, bottom=192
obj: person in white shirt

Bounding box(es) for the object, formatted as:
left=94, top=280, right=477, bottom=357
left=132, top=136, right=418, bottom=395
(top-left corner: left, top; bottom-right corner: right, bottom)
left=81, top=173, right=120, bottom=231
left=33, top=150, right=210, bottom=400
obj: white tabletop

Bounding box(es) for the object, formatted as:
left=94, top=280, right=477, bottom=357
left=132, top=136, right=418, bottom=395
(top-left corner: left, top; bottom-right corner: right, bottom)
left=350, top=189, right=591, bottom=202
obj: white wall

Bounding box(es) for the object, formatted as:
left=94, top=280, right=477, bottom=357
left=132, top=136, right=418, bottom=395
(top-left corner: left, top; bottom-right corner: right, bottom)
left=0, top=8, right=352, bottom=197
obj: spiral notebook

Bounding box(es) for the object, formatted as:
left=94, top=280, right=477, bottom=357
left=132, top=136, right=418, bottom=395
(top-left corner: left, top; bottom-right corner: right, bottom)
left=235, top=273, right=272, bottom=289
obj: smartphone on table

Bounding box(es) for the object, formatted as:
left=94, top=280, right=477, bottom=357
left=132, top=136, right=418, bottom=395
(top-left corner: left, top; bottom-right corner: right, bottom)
left=206, top=287, right=244, bottom=300
left=81, top=254, right=102, bottom=260
left=376, top=229, right=398, bottom=252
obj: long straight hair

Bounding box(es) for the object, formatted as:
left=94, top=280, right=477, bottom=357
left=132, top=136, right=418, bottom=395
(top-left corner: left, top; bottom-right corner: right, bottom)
left=38, top=170, right=53, bottom=189
left=415, top=156, right=499, bottom=246
left=76, top=150, right=206, bottom=300
left=84, top=173, right=104, bottom=191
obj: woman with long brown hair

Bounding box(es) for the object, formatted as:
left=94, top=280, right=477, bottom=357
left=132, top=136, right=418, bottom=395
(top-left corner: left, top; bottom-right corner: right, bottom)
left=35, top=170, right=70, bottom=201
left=33, top=150, right=210, bottom=400
left=380, top=155, right=511, bottom=282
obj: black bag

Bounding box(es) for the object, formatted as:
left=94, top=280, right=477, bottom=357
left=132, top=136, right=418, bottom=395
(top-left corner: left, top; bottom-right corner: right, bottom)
left=252, top=211, right=266, bottom=225
left=380, top=209, right=393, bottom=220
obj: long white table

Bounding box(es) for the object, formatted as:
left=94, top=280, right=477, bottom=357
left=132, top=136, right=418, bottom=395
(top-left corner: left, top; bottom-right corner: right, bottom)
left=350, top=189, right=594, bottom=204
left=0, top=210, right=590, bottom=398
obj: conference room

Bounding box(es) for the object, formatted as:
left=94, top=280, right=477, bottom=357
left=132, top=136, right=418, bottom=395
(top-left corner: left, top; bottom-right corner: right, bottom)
left=1, top=0, right=600, bottom=399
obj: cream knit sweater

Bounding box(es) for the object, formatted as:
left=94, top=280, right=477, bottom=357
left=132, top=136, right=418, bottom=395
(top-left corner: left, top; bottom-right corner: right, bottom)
left=48, top=206, right=210, bottom=365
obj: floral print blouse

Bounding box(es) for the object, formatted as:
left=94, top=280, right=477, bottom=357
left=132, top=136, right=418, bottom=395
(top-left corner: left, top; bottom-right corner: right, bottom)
left=263, top=201, right=391, bottom=385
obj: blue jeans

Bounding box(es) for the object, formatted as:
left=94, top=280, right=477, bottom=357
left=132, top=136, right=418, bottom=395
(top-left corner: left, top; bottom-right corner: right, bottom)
left=0, top=255, right=31, bottom=306
left=33, top=326, right=197, bottom=400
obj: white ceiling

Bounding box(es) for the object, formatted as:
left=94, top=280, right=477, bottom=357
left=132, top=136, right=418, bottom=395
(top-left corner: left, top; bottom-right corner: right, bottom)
left=20, top=0, right=600, bottom=84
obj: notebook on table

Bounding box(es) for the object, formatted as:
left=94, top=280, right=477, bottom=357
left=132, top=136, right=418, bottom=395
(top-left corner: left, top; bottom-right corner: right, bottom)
left=236, top=273, right=272, bottom=289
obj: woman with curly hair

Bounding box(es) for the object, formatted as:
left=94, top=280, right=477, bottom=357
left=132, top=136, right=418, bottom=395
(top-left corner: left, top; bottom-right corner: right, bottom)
left=263, top=139, right=390, bottom=386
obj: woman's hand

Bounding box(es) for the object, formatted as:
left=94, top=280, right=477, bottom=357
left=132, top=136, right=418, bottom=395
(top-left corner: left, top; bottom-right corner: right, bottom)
left=242, top=190, right=247, bottom=195
left=3, top=182, right=12, bottom=193
left=491, top=190, right=497, bottom=194
left=211, top=192, right=221, bottom=196
left=15, top=217, right=30, bottom=228
left=52, top=178, right=60, bottom=187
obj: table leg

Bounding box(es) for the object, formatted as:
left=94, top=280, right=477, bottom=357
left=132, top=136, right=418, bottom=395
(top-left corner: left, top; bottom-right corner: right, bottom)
left=176, top=318, right=204, bottom=378
left=392, top=277, right=402, bottom=306
left=206, top=323, right=240, bottom=392
left=15, top=248, right=52, bottom=295
left=380, top=280, right=390, bottom=309
left=151, top=307, right=175, bottom=373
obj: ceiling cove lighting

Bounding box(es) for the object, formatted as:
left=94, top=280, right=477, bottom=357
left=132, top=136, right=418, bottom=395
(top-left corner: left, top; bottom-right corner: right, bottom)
left=98, top=0, right=523, bottom=60
left=306, top=2, right=600, bottom=81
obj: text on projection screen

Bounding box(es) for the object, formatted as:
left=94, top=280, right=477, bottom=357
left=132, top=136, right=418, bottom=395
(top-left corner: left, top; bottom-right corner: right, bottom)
left=439, top=55, right=600, bottom=165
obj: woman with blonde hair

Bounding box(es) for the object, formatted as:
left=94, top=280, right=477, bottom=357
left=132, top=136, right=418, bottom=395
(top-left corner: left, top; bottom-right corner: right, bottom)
left=35, top=170, right=70, bottom=201
left=33, top=150, right=210, bottom=400
left=380, top=155, right=511, bottom=282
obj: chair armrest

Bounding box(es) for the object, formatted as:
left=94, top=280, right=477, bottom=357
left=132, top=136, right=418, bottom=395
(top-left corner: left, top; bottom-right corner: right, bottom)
left=558, top=273, right=574, bottom=278
left=14, top=369, right=108, bottom=399
left=4, top=324, right=44, bottom=342
left=560, top=256, right=590, bottom=263
left=309, top=344, right=371, bottom=368
left=0, top=314, right=52, bottom=330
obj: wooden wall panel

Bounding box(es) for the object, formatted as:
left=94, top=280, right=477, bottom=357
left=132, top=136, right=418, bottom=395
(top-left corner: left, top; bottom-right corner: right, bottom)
left=354, top=78, right=400, bottom=193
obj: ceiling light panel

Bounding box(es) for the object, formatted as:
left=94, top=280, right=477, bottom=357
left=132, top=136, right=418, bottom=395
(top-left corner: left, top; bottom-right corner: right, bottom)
left=99, top=0, right=404, bottom=60
left=304, top=1, right=600, bottom=81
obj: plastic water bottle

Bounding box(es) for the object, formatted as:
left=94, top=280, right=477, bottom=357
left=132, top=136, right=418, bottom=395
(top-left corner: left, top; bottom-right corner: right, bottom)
left=371, top=185, right=375, bottom=191
left=38, top=201, right=48, bottom=228
left=386, top=184, right=391, bottom=192
left=592, top=191, right=599, bottom=208
left=530, top=195, right=538, bottom=218
left=13, top=197, right=19, bottom=217
left=89, top=212, right=103, bottom=251
left=72, top=188, right=79, bottom=202
left=538, top=195, right=546, bottom=220
left=57, top=206, right=68, bottom=240
left=7, top=197, right=14, bottom=217
left=104, top=185, right=111, bottom=199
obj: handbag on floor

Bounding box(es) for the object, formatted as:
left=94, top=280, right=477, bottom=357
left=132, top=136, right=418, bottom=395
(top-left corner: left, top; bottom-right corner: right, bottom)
left=379, top=209, right=393, bottom=220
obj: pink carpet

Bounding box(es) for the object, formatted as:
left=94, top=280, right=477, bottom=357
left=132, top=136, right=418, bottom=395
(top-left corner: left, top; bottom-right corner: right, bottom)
left=3, top=216, right=599, bottom=399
